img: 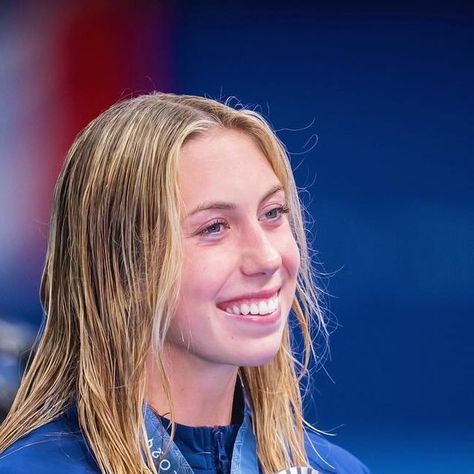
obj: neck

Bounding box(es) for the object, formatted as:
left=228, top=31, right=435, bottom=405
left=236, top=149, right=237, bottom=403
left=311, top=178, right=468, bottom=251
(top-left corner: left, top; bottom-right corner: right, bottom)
left=146, top=343, right=239, bottom=427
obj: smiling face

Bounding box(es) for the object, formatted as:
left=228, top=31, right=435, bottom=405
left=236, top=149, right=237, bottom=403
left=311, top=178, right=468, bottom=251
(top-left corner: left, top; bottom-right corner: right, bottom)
left=165, top=127, right=300, bottom=370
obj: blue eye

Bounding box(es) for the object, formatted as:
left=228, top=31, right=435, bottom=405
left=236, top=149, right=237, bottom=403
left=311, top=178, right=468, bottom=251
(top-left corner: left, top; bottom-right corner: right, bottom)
left=199, top=220, right=229, bottom=237
left=265, top=205, right=290, bottom=220
left=197, top=205, right=289, bottom=239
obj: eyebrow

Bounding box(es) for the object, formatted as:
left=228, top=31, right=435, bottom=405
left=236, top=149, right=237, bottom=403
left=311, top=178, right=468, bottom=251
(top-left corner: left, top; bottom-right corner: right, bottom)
left=186, top=184, right=285, bottom=218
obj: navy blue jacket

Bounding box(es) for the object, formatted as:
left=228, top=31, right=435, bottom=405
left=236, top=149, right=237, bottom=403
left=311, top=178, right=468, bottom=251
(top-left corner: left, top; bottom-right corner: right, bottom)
left=0, top=405, right=370, bottom=473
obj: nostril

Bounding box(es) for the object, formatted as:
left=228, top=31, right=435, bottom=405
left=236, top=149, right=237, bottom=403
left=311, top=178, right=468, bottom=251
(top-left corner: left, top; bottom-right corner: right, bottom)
left=241, top=253, right=281, bottom=276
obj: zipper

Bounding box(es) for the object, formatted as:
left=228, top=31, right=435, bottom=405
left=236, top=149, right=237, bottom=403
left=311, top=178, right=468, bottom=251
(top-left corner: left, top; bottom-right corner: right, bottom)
left=213, top=427, right=231, bottom=474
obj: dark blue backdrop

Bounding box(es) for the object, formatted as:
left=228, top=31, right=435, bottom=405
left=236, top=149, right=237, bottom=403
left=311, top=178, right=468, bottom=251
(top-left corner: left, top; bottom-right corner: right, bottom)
left=173, top=3, right=473, bottom=472
left=1, top=2, right=472, bottom=473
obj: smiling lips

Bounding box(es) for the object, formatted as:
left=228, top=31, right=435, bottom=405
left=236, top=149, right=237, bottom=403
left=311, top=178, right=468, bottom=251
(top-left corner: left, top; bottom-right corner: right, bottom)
left=217, top=291, right=280, bottom=316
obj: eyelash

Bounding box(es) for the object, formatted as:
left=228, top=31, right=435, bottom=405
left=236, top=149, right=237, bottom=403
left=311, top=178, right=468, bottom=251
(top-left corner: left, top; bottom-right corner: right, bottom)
left=198, top=205, right=290, bottom=238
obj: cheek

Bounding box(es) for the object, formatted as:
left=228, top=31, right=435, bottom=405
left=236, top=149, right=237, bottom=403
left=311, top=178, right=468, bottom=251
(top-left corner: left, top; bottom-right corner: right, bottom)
left=283, top=234, right=301, bottom=280
left=179, top=244, right=234, bottom=302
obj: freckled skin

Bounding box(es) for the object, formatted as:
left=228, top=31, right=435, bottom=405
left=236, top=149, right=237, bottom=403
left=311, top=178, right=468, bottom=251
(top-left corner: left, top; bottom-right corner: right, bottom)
left=165, top=128, right=300, bottom=370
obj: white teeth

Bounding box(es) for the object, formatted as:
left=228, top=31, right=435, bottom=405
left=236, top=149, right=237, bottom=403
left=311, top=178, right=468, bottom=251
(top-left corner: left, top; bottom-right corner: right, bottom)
left=224, top=294, right=279, bottom=316
left=258, top=301, right=269, bottom=314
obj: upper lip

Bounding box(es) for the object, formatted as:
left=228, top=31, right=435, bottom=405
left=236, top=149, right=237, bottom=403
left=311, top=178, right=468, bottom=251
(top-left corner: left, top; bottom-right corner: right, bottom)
left=217, top=287, right=281, bottom=306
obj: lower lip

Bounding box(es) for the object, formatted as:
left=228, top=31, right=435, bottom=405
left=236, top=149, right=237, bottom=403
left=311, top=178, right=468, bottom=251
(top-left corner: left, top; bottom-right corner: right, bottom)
left=219, top=304, right=282, bottom=325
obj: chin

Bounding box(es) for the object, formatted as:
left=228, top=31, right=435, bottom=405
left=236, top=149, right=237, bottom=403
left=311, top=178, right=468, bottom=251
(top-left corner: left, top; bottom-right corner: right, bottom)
left=237, top=344, right=281, bottom=368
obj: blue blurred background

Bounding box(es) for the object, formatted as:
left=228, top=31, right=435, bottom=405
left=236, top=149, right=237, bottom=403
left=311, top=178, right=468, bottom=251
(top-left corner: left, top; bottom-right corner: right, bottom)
left=0, top=1, right=473, bottom=472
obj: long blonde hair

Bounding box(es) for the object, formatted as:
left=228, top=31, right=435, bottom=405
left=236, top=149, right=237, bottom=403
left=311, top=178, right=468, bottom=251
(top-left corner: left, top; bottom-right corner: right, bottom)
left=0, top=92, right=327, bottom=473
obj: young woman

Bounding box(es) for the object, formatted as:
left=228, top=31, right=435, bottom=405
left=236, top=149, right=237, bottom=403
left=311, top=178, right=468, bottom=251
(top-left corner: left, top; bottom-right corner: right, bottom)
left=0, top=93, right=370, bottom=473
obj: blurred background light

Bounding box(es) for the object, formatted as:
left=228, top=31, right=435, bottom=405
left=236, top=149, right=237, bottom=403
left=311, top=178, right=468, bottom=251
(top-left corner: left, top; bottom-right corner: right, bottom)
left=1, top=2, right=473, bottom=472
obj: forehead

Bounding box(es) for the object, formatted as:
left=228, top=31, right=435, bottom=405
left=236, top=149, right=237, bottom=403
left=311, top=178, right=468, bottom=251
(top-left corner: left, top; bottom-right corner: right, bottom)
left=179, top=127, right=270, bottom=175
left=178, top=128, right=283, bottom=207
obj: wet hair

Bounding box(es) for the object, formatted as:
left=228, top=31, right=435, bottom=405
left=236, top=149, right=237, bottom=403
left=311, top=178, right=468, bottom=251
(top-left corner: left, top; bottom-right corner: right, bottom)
left=0, top=92, right=327, bottom=473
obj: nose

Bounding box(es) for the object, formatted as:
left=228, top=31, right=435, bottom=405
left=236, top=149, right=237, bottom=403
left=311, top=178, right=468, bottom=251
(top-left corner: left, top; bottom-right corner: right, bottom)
left=240, top=224, right=282, bottom=276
